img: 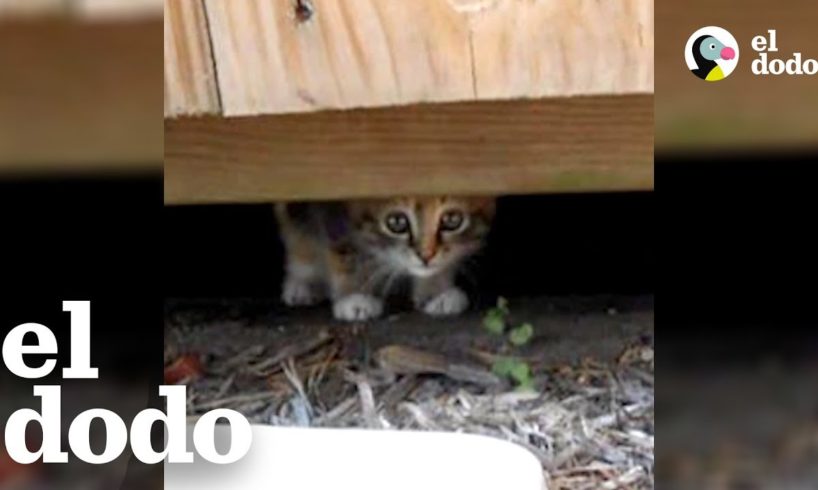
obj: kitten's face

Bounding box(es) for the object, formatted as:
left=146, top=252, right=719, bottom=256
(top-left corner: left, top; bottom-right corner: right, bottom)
left=348, top=196, right=495, bottom=277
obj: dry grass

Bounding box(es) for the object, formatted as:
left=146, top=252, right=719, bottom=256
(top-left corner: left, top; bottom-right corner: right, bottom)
left=166, top=298, right=655, bottom=490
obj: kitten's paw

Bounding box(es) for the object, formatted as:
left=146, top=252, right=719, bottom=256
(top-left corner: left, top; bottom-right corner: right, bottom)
left=282, top=278, right=323, bottom=306
left=333, top=294, right=383, bottom=322
left=422, top=287, right=469, bottom=316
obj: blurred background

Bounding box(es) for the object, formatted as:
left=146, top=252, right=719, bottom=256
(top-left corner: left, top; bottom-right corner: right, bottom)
left=1, top=2, right=162, bottom=489
left=0, top=0, right=161, bottom=173
left=656, top=0, right=818, bottom=488
left=655, top=0, right=818, bottom=150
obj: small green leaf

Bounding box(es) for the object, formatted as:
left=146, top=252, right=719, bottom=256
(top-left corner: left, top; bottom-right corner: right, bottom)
left=509, top=323, right=534, bottom=346
left=491, top=357, right=517, bottom=377
left=483, top=297, right=511, bottom=335
left=508, top=361, right=532, bottom=385
left=492, top=358, right=533, bottom=390
left=483, top=311, right=506, bottom=335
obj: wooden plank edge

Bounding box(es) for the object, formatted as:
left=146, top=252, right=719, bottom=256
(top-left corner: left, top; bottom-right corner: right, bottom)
left=165, top=95, right=654, bottom=205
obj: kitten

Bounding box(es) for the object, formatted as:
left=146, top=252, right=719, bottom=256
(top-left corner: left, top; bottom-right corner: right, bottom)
left=275, top=196, right=495, bottom=322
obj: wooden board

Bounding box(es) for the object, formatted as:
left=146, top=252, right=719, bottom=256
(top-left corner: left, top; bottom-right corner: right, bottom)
left=470, top=0, right=653, bottom=99
left=203, top=0, right=475, bottom=116
left=165, top=94, right=654, bottom=204
left=165, top=0, right=654, bottom=118
left=164, top=0, right=220, bottom=116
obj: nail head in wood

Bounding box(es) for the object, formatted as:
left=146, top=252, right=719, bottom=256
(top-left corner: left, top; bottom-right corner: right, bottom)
left=294, top=0, right=313, bottom=23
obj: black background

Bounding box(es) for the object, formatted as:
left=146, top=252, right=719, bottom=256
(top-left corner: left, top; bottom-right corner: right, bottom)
left=659, top=153, right=817, bottom=365
left=2, top=175, right=163, bottom=382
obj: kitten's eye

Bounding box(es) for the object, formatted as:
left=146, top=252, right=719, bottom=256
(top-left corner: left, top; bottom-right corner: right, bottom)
left=384, top=212, right=410, bottom=235
left=440, top=210, right=465, bottom=232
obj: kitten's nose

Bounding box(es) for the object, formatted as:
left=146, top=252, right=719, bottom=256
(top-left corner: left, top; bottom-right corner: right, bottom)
left=416, top=241, right=438, bottom=266
left=417, top=250, right=436, bottom=265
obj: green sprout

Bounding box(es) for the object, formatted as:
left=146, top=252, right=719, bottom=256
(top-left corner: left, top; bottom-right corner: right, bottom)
left=509, top=323, right=534, bottom=347
left=492, top=357, right=535, bottom=392
left=482, top=296, right=509, bottom=335
left=483, top=298, right=537, bottom=391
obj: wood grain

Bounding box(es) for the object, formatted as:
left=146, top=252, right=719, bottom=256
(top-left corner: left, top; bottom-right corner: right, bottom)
left=164, top=0, right=220, bottom=116
left=470, top=0, right=653, bottom=99
left=179, top=0, right=655, bottom=118
left=203, top=0, right=474, bottom=116
left=165, top=95, right=654, bottom=204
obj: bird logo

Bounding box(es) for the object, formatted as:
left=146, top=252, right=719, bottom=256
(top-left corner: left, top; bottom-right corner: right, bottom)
left=685, top=27, right=739, bottom=82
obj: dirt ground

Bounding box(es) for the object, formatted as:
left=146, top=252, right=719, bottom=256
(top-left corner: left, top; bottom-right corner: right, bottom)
left=167, top=295, right=653, bottom=365
left=165, top=294, right=655, bottom=490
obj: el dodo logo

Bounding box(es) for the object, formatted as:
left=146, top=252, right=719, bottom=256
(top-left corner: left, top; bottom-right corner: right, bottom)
left=2, top=301, right=252, bottom=466
left=686, top=27, right=818, bottom=81
left=685, top=26, right=738, bottom=81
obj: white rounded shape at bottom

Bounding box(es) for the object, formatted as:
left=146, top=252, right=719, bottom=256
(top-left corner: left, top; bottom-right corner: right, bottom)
left=165, top=425, right=546, bottom=490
